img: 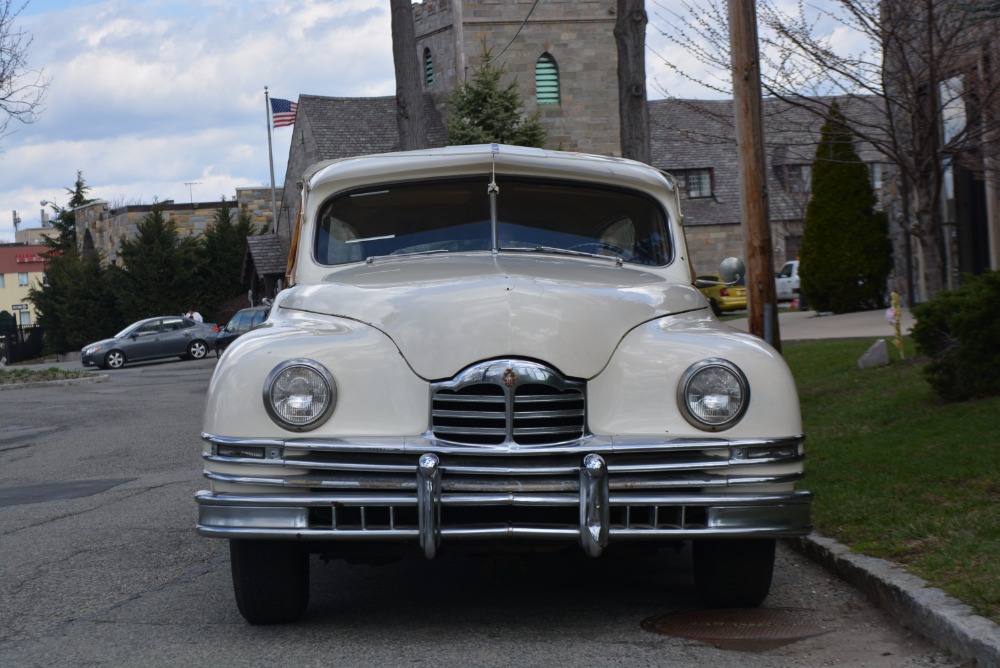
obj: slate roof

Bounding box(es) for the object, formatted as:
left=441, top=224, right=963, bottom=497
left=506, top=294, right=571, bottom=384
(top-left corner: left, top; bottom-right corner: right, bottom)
left=245, top=234, right=287, bottom=277
left=649, top=95, right=888, bottom=227
left=298, top=93, right=448, bottom=160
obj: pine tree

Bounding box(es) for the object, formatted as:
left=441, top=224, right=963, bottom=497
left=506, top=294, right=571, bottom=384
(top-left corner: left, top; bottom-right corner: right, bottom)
left=199, top=198, right=258, bottom=315
left=799, top=102, right=893, bottom=313
left=115, top=204, right=199, bottom=321
left=447, top=47, right=546, bottom=148
left=44, top=170, right=94, bottom=251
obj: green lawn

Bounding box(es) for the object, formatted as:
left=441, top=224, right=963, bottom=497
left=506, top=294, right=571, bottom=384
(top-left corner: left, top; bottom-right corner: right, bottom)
left=785, top=338, right=1000, bottom=623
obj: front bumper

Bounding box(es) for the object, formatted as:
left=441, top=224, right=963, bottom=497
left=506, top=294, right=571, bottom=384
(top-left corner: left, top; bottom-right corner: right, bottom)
left=196, top=433, right=812, bottom=558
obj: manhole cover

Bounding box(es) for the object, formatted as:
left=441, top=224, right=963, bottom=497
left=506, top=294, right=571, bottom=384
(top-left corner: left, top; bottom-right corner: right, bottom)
left=641, top=608, right=830, bottom=652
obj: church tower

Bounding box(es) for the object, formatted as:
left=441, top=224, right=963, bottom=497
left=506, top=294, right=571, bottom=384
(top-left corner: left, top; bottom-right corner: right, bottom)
left=413, top=0, right=622, bottom=156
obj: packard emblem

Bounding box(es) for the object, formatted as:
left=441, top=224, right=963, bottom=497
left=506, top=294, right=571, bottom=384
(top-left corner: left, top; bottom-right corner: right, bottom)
left=501, top=367, right=518, bottom=388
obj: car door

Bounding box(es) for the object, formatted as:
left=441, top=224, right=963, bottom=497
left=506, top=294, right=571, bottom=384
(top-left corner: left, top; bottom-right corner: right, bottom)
left=159, top=317, right=194, bottom=356
left=124, top=319, right=164, bottom=361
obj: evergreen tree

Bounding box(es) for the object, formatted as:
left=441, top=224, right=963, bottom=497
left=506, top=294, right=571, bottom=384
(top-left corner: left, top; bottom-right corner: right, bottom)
left=115, top=204, right=200, bottom=321
left=44, top=170, right=94, bottom=251
left=447, top=47, right=547, bottom=148
left=799, top=102, right=893, bottom=313
left=199, top=198, right=258, bottom=316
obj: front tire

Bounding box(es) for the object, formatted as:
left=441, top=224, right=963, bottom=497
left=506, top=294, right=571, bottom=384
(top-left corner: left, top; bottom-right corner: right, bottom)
left=230, top=539, right=310, bottom=624
left=104, top=350, right=126, bottom=369
left=693, top=538, right=775, bottom=608
left=187, top=340, right=208, bottom=360
left=709, top=299, right=722, bottom=317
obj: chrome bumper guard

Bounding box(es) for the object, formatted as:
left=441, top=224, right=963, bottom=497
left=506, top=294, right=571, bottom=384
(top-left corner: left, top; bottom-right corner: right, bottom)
left=197, top=434, right=812, bottom=558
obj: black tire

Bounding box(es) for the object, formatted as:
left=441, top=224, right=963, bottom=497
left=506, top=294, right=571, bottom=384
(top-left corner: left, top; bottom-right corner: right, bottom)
left=187, top=340, right=209, bottom=360
left=693, top=538, right=775, bottom=608
left=215, top=343, right=227, bottom=358
left=230, top=539, right=310, bottom=624
left=104, top=350, right=126, bottom=370
left=709, top=299, right=722, bottom=317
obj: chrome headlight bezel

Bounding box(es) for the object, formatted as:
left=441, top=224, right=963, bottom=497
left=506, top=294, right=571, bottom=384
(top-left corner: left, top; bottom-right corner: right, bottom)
left=676, top=358, right=750, bottom=432
left=263, top=358, right=337, bottom=431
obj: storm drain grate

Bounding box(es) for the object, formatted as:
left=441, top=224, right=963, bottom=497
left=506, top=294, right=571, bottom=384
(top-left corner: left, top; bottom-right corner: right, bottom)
left=641, top=608, right=831, bottom=652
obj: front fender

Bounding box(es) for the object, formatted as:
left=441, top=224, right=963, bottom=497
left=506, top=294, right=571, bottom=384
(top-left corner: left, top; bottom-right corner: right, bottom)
left=588, top=311, right=801, bottom=437
left=204, top=309, right=428, bottom=438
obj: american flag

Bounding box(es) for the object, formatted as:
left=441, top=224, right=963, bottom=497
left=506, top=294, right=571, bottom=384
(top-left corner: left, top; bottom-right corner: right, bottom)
left=270, top=98, right=298, bottom=128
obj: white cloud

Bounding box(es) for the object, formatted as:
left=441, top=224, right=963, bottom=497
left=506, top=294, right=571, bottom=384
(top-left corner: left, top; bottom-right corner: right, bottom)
left=1, top=0, right=392, bottom=240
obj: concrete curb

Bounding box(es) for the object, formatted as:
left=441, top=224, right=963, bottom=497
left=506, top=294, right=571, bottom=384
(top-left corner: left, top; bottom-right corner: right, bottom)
left=790, top=533, right=1000, bottom=666
left=0, top=373, right=109, bottom=391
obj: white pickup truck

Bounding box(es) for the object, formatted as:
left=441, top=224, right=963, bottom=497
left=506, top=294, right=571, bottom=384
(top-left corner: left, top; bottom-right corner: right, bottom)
left=775, top=260, right=800, bottom=301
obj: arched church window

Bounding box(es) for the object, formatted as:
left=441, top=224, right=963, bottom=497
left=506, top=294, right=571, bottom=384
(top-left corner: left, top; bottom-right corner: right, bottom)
left=535, top=53, right=560, bottom=105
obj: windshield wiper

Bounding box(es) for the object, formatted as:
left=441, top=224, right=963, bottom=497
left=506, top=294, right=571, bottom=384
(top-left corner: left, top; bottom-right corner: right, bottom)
left=507, top=245, right=621, bottom=262
left=365, top=248, right=452, bottom=264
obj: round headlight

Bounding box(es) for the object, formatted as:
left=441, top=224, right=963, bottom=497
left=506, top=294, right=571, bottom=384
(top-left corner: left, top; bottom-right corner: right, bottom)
left=263, top=359, right=336, bottom=431
left=677, top=358, right=749, bottom=431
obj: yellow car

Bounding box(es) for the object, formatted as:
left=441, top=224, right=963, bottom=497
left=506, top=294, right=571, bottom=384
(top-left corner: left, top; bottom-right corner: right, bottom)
left=697, top=273, right=748, bottom=315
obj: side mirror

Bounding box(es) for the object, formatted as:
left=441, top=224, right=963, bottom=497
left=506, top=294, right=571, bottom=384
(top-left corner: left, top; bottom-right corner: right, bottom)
left=719, top=257, right=746, bottom=284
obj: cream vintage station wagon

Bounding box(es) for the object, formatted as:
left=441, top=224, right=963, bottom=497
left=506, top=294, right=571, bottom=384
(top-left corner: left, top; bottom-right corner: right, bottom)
left=197, top=144, right=811, bottom=624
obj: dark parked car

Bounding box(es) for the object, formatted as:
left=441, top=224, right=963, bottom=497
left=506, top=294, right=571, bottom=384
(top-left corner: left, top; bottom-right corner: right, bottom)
left=81, top=316, right=219, bottom=369
left=215, top=306, right=270, bottom=356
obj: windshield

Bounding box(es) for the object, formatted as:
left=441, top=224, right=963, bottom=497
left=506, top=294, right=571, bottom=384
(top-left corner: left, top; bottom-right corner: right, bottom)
left=314, top=177, right=671, bottom=267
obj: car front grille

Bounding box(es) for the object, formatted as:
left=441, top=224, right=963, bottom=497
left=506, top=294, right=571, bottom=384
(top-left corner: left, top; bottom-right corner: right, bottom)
left=430, top=360, right=586, bottom=447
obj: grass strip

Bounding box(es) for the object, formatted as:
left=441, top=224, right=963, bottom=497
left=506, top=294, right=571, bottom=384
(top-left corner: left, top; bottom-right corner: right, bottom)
left=786, top=338, right=1000, bottom=623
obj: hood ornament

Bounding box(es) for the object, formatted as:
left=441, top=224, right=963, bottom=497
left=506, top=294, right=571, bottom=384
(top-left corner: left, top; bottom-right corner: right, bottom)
left=502, top=367, right=518, bottom=388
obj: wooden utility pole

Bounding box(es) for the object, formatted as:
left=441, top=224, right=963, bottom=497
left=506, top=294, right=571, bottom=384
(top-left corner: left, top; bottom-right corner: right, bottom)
left=728, top=0, right=781, bottom=351
left=390, top=0, right=427, bottom=150
left=615, top=0, right=651, bottom=163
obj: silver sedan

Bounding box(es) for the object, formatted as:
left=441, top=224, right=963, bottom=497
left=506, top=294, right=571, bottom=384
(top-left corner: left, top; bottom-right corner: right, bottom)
left=81, top=316, right=219, bottom=370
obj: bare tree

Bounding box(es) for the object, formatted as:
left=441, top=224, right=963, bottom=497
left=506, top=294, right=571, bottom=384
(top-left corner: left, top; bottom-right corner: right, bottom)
left=0, top=0, right=47, bottom=140
left=650, top=0, right=1000, bottom=302
left=390, top=0, right=427, bottom=151
left=615, top=0, right=651, bottom=163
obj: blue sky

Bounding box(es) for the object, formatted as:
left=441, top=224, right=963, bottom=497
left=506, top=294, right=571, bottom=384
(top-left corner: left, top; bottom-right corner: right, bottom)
left=1, top=0, right=858, bottom=242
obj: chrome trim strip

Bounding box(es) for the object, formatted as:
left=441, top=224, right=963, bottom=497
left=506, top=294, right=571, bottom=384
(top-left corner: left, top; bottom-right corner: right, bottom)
left=202, top=469, right=804, bottom=488
left=196, top=522, right=811, bottom=541
left=196, top=490, right=812, bottom=508
left=203, top=432, right=804, bottom=456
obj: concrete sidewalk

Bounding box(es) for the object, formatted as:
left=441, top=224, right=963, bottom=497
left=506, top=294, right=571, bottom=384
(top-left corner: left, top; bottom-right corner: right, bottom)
left=726, top=307, right=916, bottom=342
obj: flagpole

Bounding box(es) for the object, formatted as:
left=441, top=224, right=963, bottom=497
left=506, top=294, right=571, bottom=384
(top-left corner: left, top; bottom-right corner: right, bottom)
left=265, top=86, right=279, bottom=236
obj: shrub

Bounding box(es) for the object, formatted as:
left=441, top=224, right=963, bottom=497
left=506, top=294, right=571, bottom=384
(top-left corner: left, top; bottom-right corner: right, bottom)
left=911, top=271, right=1000, bottom=401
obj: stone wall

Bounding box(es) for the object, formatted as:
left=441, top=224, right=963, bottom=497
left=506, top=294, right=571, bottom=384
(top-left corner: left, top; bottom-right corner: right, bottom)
left=75, top=189, right=281, bottom=266
left=415, top=0, right=621, bottom=156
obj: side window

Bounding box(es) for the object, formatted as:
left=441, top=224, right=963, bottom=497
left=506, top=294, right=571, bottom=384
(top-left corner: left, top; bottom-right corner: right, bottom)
left=251, top=309, right=268, bottom=327
left=535, top=53, right=559, bottom=105
left=162, top=318, right=186, bottom=331
left=236, top=310, right=253, bottom=333
left=136, top=321, right=161, bottom=335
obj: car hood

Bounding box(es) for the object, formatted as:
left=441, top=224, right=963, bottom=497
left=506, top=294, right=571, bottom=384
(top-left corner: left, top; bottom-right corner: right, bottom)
left=278, top=254, right=706, bottom=379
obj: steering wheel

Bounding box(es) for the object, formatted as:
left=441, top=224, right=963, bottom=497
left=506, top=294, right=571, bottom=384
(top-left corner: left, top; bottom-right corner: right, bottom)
left=568, top=241, right=634, bottom=261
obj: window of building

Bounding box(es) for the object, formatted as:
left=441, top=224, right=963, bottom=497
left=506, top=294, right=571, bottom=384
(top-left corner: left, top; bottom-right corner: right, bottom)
left=424, top=48, right=434, bottom=88
left=783, top=164, right=811, bottom=194
left=535, top=53, right=559, bottom=105
left=0, top=274, right=5, bottom=288
left=673, top=169, right=713, bottom=198
left=870, top=163, right=884, bottom=191
left=19, top=310, right=31, bottom=326
left=18, top=272, right=29, bottom=287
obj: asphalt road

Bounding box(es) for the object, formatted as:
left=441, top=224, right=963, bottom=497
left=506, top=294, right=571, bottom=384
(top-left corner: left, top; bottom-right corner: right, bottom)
left=0, top=358, right=962, bottom=667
